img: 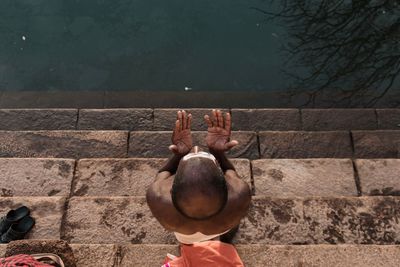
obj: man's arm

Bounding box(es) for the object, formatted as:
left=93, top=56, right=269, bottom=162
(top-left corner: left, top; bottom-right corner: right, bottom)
left=152, top=110, right=193, bottom=180
left=204, top=109, right=239, bottom=174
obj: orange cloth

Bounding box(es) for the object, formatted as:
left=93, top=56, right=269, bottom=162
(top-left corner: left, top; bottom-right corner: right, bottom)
left=163, top=241, right=244, bottom=267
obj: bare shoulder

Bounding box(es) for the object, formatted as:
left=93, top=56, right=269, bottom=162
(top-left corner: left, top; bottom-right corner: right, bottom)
left=225, top=170, right=252, bottom=198
left=200, top=170, right=252, bottom=232
left=146, top=174, right=186, bottom=231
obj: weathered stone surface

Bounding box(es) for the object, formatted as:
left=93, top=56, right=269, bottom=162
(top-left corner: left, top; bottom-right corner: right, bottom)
left=129, top=131, right=171, bottom=157
left=377, top=109, right=400, bottom=129
left=302, top=109, right=377, bottom=130
left=236, top=245, right=400, bottom=267
left=64, top=197, right=175, bottom=244
left=73, top=158, right=251, bottom=196
left=0, top=245, right=5, bottom=257
left=78, top=109, right=153, bottom=130
left=129, top=131, right=259, bottom=159
left=115, top=244, right=400, bottom=267
left=231, top=109, right=301, bottom=130
left=252, top=159, right=357, bottom=197
left=120, top=244, right=179, bottom=266
left=0, top=197, right=65, bottom=240
left=352, top=130, right=400, bottom=158
left=0, top=131, right=128, bottom=158
left=302, top=197, right=400, bottom=244
left=71, top=244, right=118, bottom=267
left=259, top=131, right=352, bottom=158
left=73, top=158, right=165, bottom=197
left=153, top=109, right=229, bottom=131
left=0, top=158, right=75, bottom=197
left=355, top=159, right=400, bottom=196
left=0, top=109, right=77, bottom=130
left=236, top=197, right=400, bottom=244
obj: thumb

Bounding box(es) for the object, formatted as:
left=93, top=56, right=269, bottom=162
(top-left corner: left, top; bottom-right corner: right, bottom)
left=169, top=145, right=178, bottom=154
left=225, top=140, right=239, bottom=150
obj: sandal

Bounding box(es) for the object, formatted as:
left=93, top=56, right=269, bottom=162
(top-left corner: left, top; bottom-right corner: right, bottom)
left=0, top=206, right=30, bottom=235
left=0, top=215, right=35, bottom=244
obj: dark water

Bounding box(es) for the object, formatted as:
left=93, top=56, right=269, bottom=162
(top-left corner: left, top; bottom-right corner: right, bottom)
left=0, top=0, right=399, bottom=106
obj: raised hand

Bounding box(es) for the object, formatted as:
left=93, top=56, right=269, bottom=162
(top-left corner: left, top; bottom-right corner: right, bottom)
left=169, top=110, right=193, bottom=156
left=204, top=109, right=238, bottom=153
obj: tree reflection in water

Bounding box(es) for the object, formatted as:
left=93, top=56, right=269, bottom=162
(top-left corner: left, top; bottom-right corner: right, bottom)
left=253, top=0, right=400, bottom=107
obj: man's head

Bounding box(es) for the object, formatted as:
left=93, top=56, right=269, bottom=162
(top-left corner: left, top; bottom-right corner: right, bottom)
left=171, top=147, right=228, bottom=220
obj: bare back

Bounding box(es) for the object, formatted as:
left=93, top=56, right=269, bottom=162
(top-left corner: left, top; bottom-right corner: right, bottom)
left=146, top=169, right=251, bottom=235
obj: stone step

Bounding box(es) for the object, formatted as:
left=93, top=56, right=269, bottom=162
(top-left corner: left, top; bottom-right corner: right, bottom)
left=1, top=243, right=400, bottom=266
left=0, top=108, right=399, bottom=131
left=63, top=196, right=400, bottom=245
left=73, top=158, right=251, bottom=197
left=1, top=158, right=399, bottom=198
left=0, top=197, right=65, bottom=240
left=2, top=130, right=398, bottom=158
left=117, top=244, right=400, bottom=267
left=0, top=131, right=128, bottom=158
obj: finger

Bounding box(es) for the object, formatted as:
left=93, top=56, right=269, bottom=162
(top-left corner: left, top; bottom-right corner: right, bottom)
left=182, top=110, right=187, bottom=129
left=212, top=109, right=218, bottom=126
left=187, top=113, right=192, bottom=130
left=224, top=140, right=239, bottom=150
left=204, top=115, right=213, bottom=128
left=175, top=120, right=180, bottom=133
left=225, top=112, right=232, bottom=132
left=217, top=110, right=224, bottom=128
left=178, top=110, right=183, bottom=130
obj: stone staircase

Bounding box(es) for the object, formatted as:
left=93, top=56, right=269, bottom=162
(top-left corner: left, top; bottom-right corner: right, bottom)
left=0, top=108, right=399, bottom=266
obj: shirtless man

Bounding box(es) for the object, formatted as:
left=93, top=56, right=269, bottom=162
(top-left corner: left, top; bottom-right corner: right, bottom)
left=146, top=109, right=251, bottom=244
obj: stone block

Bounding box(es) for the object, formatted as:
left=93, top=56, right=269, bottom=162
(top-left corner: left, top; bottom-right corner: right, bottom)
left=64, top=197, right=175, bottom=244
left=236, top=196, right=400, bottom=244
left=355, top=159, right=400, bottom=196
left=301, top=197, right=400, bottom=244
left=73, top=158, right=165, bottom=197
left=71, top=244, right=118, bottom=267
left=236, top=245, right=400, bottom=267
left=231, top=109, right=300, bottom=130
left=73, top=158, right=251, bottom=196
left=120, top=244, right=179, bottom=266
left=0, top=109, right=77, bottom=130
left=0, top=131, right=128, bottom=158
left=0, top=197, right=65, bottom=240
left=236, top=197, right=308, bottom=244
left=302, top=109, right=377, bottom=130
left=0, top=245, right=6, bottom=257
left=0, top=158, right=75, bottom=197
left=129, top=131, right=259, bottom=159
left=376, top=109, right=400, bottom=129
left=153, top=109, right=229, bottom=131
left=251, top=159, right=357, bottom=197
left=352, top=130, right=400, bottom=158
left=78, top=109, right=153, bottom=130
left=259, top=131, right=352, bottom=158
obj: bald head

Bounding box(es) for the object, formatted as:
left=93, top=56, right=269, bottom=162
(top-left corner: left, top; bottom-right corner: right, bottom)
left=171, top=156, right=227, bottom=220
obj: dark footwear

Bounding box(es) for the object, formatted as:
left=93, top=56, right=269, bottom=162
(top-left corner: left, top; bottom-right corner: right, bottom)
left=0, top=206, right=30, bottom=235
left=0, top=216, right=35, bottom=244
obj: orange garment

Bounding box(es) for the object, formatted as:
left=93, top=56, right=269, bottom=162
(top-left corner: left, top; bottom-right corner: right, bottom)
left=162, top=241, right=244, bottom=267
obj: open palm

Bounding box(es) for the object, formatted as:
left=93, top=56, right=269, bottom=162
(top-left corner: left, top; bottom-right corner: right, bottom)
left=204, top=110, right=238, bottom=152
left=169, top=110, right=193, bottom=156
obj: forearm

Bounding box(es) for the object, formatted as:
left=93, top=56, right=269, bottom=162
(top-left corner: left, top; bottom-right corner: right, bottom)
left=209, top=149, right=235, bottom=173
left=158, top=153, right=184, bottom=174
